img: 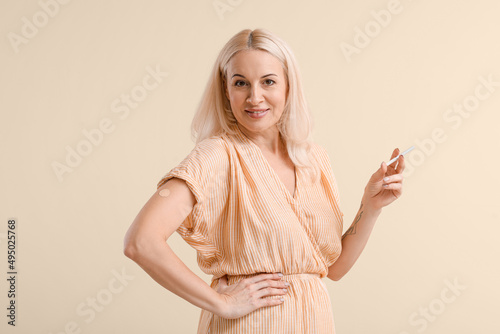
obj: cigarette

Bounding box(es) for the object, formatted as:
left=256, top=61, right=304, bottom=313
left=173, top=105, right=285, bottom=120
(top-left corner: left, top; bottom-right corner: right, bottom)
left=386, top=146, right=415, bottom=165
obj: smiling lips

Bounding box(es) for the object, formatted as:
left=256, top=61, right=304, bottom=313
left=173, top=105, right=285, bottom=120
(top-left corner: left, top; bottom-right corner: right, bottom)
left=245, top=108, right=269, bottom=113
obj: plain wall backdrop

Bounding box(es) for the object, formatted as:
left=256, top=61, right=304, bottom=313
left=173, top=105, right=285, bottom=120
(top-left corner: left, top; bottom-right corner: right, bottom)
left=1, top=0, right=499, bottom=333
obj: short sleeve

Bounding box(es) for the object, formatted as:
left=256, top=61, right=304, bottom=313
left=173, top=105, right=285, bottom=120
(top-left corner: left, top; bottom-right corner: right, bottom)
left=313, top=143, right=344, bottom=220
left=156, top=137, right=230, bottom=251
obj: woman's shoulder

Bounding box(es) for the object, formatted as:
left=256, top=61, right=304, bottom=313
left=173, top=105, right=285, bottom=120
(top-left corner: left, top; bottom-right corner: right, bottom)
left=195, top=135, right=229, bottom=152
left=185, top=135, right=232, bottom=166
left=158, top=135, right=231, bottom=188
left=310, top=141, right=328, bottom=159
left=309, top=142, right=334, bottom=169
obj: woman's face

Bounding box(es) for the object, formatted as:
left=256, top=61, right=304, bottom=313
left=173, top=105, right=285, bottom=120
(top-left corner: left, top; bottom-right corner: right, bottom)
left=225, top=49, right=288, bottom=136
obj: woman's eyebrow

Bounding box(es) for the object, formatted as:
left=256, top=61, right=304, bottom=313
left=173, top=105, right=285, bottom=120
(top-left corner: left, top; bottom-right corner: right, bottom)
left=231, top=73, right=278, bottom=79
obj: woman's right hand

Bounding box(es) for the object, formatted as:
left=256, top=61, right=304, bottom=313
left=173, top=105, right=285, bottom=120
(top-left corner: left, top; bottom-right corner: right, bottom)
left=214, top=272, right=290, bottom=319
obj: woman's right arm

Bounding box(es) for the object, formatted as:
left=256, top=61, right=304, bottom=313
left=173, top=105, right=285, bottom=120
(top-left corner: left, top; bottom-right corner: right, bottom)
left=123, top=177, right=225, bottom=315
left=124, top=177, right=289, bottom=319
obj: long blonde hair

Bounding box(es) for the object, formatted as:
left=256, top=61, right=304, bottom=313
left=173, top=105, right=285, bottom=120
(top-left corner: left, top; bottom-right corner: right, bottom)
left=191, top=28, right=321, bottom=184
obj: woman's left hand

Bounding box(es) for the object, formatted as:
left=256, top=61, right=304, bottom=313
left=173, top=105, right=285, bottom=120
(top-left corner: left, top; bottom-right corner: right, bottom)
left=362, top=148, right=406, bottom=211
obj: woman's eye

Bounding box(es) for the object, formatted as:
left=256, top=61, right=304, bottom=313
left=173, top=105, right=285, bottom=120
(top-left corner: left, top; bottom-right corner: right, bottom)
left=234, top=80, right=247, bottom=87
left=264, top=79, right=276, bottom=85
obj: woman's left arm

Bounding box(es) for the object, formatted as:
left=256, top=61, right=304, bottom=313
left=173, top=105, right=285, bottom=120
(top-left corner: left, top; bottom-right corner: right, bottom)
left=327, top=148, right=406, bottom=281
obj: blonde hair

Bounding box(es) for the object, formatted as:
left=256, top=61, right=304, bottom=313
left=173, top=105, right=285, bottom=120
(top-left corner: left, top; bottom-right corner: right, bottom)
left=191, top=28, right=321, bottom=184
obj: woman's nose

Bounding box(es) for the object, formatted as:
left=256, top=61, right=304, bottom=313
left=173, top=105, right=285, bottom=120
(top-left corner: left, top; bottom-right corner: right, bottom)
left=246, top=87, right=264, bottom=104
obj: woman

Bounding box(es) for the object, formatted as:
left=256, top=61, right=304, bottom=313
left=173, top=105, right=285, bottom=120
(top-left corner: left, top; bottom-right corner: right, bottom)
left=123, top=28, right=405, bottom=333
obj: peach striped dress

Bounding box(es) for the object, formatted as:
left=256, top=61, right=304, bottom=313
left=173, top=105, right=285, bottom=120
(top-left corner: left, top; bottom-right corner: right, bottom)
left=157, top=123, right=344, bottom=333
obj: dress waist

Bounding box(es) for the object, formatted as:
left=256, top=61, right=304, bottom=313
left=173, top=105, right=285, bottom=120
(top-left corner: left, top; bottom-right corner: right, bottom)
left=213, top=272, right=321, bottom=285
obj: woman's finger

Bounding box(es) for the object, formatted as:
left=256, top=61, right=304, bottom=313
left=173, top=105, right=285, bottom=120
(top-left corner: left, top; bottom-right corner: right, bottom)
left=248, top=274, right=288, bottom=292
left=254, top=295, right=285, bottom=308
left=388, top=148, right=400, bottom=168
left=396, top=155, right=405, bottom=174
left=247, top=273, right=283, bottom=286
left=382, top=182, right=402, bottom=192
left=383, top=173, right=403, bottom=184
left=245, top=274, right=288, bottom=302
left=389, top=148, right=399, bottom=160
left=253, top=285, right=288, bottom=299
left=251, top=279, right=286, bottom=291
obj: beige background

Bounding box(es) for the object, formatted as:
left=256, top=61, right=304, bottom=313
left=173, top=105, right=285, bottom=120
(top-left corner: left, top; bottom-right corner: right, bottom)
left=1, top=0, right=499, bottom=333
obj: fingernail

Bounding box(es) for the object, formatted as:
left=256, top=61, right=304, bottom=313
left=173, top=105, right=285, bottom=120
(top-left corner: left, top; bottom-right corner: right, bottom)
left=383, top=177, right=390, bottom=181
left=278, top=273, right=284, bottom=277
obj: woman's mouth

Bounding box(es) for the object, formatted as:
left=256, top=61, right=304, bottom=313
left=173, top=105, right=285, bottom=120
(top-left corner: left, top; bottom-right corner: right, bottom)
left=245, top=108, right=269, bottom=118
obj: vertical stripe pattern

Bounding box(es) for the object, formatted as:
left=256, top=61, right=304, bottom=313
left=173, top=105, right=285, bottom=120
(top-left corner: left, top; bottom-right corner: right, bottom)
left=157, top=123, right=344, bottom=333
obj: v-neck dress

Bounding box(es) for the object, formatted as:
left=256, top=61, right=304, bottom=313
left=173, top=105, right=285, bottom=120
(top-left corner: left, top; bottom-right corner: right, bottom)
left=157, top=123, right=344, bottom=333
